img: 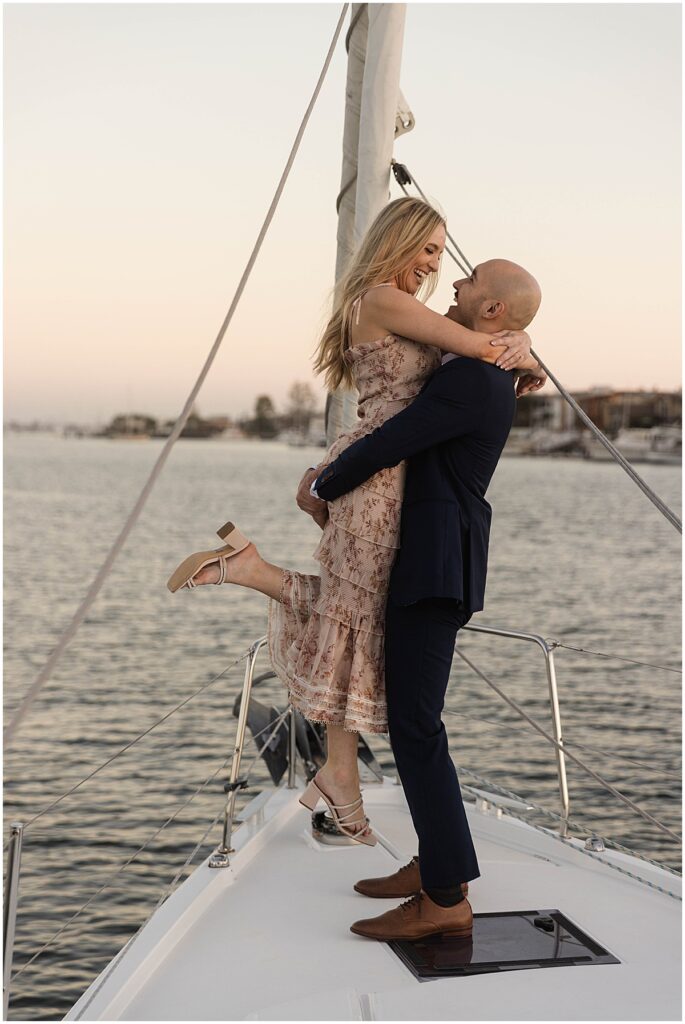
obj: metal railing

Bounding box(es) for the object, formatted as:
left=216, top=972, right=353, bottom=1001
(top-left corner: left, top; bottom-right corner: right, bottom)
left=5, top=621, right=679, bottom=1014
left=461, top=623, right=570, bottom=833
left=3, top=823, right=23, bottom=1019
left=210, top=636, right=271, bottom=867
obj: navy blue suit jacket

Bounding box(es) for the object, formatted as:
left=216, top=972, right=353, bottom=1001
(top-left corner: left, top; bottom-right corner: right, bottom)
left=315, top=357, right=516, bottom=612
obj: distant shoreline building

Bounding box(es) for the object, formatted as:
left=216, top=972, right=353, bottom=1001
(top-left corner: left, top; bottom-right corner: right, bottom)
left=508, top=388, right=681, bottom=461
left=512, top=388, right=681, bottom=434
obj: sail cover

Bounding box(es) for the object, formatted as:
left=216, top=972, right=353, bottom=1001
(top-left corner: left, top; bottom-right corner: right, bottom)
left=327, top=3, right=413, bottom=443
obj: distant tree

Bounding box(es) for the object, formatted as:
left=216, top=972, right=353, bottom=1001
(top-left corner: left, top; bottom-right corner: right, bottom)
left=286, top=381, right=317, bottom=434
left=252, top=394, right=278, bottom=439
left=106, top=414, right=157, bottom=436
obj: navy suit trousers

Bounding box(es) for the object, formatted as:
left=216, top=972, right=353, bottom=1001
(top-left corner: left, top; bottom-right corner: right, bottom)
left=385, top=596, right=480, bottom=889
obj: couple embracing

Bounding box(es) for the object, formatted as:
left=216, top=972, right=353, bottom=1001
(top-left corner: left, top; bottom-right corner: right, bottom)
left=167, top=197, right=544, bottom=942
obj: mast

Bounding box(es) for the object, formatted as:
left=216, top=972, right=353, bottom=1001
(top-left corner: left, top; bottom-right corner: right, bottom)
left=327, top=3, right=414, bottom=443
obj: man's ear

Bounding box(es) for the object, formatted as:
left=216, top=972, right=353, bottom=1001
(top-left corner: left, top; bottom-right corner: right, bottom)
left=481, top=300, right=505, bottom=320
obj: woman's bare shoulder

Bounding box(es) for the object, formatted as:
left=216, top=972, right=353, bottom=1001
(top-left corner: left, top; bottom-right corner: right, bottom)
left=365, top=283, right=405, bottom=304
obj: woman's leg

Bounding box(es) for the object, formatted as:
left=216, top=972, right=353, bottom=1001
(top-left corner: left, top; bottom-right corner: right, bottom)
left=315, top=724, right=368, bottom=834
left=191, top=544, right=369, bottom=834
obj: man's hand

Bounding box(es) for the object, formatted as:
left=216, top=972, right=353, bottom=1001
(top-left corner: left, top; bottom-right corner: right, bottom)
left=515, top=365, right=548, bottom=398
left=296, top=467, right=329, bottom=530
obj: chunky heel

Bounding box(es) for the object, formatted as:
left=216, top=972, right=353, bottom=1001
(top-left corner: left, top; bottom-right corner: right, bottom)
left=216, top=522, right=249, bottom=552
left=298, top=780, right=321, bottom=811
left=298, top=774, right=376, bottom=846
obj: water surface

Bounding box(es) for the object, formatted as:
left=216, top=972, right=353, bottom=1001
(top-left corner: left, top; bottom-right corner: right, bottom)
left=4, top=436, right=681, bottom=1020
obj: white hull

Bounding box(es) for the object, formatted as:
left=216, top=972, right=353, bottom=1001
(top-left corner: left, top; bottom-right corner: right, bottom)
left=66, top=779, right=681, bottom=1021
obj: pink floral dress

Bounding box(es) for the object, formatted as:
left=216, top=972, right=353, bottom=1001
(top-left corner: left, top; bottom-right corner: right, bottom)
left=269, top=317, right=441, bottom=734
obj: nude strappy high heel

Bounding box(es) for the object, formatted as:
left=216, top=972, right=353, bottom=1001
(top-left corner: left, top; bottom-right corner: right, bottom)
left=167, top=521, right=250, bottom=593
left=299, top=775, right=377, bottom=846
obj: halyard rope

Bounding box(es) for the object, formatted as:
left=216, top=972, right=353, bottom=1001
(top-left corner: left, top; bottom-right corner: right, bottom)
left=392, top=160, right=682, bottom=535
left=4, top=2, right=350, bottom=750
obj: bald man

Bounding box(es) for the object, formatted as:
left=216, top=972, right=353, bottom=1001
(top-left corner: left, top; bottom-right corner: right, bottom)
left=311, top=259, right=544, bottom=941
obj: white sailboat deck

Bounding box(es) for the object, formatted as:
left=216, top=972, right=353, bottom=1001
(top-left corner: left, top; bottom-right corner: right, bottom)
left=66, top=778, right=681, bottom=1021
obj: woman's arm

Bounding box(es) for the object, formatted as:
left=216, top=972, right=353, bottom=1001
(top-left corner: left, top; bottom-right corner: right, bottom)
left=366, top=286, right=531, bottom=371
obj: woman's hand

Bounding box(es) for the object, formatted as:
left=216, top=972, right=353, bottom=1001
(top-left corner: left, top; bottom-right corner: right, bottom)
left=489, top=330, right=531, bottom=371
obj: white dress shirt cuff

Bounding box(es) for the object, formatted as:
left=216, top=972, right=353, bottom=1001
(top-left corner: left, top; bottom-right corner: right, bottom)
left=309, top=466, right=321, bottom=499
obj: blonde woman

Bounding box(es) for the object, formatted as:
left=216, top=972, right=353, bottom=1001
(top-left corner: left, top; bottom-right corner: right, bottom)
left=168, top=198, right=537, bottom=843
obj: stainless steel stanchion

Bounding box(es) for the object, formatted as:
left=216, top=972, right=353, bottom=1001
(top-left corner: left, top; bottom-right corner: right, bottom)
left=287, top=706, right=298, bottom=789
left=209, top=638, right=267, bottom=868
left=4, top=822, right=24, bottom=1018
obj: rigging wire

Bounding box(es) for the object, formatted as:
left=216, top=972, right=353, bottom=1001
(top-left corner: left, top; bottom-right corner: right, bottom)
left=3, top=2, right=350, bottom=752
left=506, top=807, right=682, bottom=900
left=453, top=780, right=682, bottom=901
left=530, top=355, right=682, bottom=534
left=550, top=640, right=681, bottom=675
left=371, top=729, right=681, bottom=888
left=10, top=650, right=250, bottom=836
left=391, top=159, right=682, bottom=535
left=10, top=706, right=293, bottom=984
left=10, top=755, right=232, bottom=982
left=392, top=160, right=473, bottom=274
left=393, top=168, right=470, bottom=275
left=154, top=705, right=292, bottom=911
left=455, top=647, right=681, bottom=842
left=442, top=710, right=681, bottom=780
left=72, top=803, right=226, bottom=1019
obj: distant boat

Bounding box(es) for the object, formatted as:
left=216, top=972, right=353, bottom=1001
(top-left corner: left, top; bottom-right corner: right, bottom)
left=278, top=429, right=327, bottom=448
left=582, top=426, right=681, bottom=465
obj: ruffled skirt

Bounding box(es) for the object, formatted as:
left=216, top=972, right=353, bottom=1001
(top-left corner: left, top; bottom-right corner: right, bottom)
left=268, top=467, right=404, bottom=734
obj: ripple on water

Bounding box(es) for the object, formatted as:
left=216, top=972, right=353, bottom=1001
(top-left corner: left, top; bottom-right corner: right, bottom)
left=4, top=436, right=681, bottom=1020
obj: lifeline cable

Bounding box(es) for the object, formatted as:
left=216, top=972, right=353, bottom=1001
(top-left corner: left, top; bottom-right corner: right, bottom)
left=455, top=647, right=681, bottom=842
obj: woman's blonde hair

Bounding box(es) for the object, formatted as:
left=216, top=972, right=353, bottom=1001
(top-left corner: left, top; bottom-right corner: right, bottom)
left=313, top=197, right=445, bottom=390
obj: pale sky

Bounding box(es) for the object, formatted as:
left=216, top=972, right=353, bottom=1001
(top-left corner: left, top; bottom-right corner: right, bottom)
left=4, top=2, right=682, bottom=424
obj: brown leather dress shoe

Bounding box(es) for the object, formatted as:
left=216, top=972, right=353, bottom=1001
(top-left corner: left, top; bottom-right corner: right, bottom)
left=350, top=891, right=473, bottom=941
left=354, top=857, right=469, bottom=899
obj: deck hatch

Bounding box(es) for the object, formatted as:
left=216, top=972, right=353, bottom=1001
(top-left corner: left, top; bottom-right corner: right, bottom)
left=389, top=909, right=620, bottom=980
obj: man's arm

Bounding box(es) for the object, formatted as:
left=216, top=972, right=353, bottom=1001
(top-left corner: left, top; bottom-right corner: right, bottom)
left=315, top=361, right=493, bottom=502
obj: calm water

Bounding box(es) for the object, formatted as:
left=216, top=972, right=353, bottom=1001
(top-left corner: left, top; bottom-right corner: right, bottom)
left=4, top=435, right=682, bottom=1020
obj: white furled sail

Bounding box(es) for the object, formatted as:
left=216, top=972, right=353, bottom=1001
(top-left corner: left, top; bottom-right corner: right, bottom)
left=327, top=3, right=413, bottom=443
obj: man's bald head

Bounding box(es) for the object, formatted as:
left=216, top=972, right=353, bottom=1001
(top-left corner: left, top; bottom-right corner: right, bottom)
left=447, top=259, right=541, bottom=333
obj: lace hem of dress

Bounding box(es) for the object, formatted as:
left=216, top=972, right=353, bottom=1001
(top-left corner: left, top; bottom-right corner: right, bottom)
left=288, top=699, right=388, bottom=735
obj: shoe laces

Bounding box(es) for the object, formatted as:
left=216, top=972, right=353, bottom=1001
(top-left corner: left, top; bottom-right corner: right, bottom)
left=398, top=858, right=418, bottom=876
left=399, top=893, right=422, bottom=914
